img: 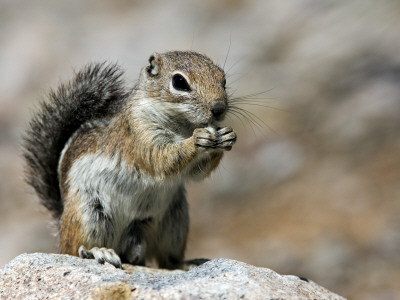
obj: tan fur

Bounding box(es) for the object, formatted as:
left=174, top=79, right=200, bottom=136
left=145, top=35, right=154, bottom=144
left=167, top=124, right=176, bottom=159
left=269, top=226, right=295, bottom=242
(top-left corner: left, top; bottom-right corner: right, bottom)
left=99, top=104, right=223, bottom=179
left=56, top=51, right=237, bottom=268
left=59, top=192, right=85, bottom=255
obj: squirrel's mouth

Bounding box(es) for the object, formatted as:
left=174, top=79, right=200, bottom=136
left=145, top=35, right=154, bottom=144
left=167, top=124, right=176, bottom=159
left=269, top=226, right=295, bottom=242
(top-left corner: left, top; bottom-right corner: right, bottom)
left=212, top=114, right=226, bottom=123
left=187, top=109, right=225, bottom=129
left=208, top=113, right=226, bottom=125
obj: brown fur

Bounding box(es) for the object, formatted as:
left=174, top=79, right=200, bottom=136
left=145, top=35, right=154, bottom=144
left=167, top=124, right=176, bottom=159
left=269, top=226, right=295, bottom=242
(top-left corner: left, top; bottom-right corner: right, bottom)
left=59, top=192, right=85, bottom=255
left=58, top=122, right=105, bottom=196
left=47, top=51, right=236, bottom=268
left=99, top=108, right=223, bottom=179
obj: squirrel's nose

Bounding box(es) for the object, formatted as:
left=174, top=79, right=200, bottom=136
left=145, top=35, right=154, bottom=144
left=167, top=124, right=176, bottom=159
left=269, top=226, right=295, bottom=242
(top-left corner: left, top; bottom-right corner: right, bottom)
left=211, top=101, right=226, bottom=119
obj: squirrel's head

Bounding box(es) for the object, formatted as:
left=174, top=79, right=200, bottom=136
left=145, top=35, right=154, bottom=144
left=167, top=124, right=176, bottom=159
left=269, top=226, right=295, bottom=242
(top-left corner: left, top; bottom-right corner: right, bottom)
left=137, top=51, right=228, bottom=128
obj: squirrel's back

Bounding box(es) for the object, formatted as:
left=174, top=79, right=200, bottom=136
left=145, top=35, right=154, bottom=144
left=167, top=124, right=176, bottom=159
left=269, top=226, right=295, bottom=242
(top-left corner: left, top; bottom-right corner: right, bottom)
left=23, top=63, right=128, bottom=219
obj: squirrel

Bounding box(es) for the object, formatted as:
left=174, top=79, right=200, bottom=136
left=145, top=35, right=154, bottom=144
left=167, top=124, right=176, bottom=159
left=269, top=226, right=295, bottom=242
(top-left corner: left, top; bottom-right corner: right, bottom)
left=23, top=51, right=237, bottom=269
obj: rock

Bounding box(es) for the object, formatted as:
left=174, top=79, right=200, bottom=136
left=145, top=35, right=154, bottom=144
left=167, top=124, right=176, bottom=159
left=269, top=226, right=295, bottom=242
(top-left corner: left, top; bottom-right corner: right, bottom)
left=0, top=253, right=345, bottom=299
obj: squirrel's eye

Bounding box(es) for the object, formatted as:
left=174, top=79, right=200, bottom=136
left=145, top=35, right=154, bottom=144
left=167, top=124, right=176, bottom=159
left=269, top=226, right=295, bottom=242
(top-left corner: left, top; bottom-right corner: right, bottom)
left=222, top=79, right=226, bottom=89
left=172, top=74, right=191, bottom=92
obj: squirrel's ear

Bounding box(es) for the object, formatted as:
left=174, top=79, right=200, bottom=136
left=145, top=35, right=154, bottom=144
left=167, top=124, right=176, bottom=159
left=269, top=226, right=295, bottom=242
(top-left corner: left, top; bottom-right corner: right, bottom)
left=146, top=53, right=162, bottom=76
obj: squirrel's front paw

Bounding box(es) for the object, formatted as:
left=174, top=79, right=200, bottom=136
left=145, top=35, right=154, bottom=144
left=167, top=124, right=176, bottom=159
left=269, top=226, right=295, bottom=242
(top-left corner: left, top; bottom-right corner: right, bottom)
left=78, top=245, right=122, bottom=268
left=215, top=126, right=237, bottom=151
left=193, top=127, right=237, bottom=151
left=194, top=128, right=217, bottom=149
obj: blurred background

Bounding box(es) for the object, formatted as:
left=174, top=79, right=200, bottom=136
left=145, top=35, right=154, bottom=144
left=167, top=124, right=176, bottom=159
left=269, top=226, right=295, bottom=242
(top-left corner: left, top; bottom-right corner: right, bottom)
left=1, top=0, right=400, bottom=299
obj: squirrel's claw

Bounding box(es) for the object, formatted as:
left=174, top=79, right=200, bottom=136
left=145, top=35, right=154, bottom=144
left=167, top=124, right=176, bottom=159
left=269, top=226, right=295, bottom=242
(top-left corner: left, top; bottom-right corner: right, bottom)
left=78, top=245, right=122, bottom=268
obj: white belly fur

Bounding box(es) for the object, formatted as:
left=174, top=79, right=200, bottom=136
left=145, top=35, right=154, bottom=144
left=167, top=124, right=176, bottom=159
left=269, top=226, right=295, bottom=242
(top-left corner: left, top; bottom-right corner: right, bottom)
left=66, top=152, right=181, bottom=251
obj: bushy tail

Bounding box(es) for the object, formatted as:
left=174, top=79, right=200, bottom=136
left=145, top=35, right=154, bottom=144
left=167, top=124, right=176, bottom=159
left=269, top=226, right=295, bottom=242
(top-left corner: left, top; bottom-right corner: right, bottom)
left=23, top=62, right=128, bottom=219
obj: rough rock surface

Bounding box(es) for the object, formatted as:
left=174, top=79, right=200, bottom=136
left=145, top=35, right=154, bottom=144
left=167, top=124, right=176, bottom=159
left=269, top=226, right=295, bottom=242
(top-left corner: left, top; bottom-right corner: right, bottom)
left=0, top=253, right=345, bottom=299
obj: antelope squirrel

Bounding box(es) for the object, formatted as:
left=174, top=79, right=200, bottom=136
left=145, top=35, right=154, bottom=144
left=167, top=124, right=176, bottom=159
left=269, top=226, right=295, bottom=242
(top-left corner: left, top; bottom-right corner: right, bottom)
left=23, top=51, right=237, bottom=269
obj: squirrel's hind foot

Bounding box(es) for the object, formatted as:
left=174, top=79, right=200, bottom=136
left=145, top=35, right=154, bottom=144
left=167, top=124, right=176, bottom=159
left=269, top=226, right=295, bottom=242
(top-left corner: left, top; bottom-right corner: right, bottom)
left=181, top=258, right=210, bottom=271
left=78, top=245, right=122, bottom=268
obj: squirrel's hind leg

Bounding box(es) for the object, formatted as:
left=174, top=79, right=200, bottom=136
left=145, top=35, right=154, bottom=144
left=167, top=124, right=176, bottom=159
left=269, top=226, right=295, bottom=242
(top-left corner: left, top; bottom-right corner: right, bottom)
left=118, top=218, right=148, bottom=266
left=155, top=186, right=189, bottom=270
left=60, top=192, right=123, bottom=268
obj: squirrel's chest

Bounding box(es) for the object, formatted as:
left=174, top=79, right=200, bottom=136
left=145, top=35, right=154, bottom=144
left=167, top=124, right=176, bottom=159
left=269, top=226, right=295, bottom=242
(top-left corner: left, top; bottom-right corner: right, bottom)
left=67, top=153, right=180, bottom=225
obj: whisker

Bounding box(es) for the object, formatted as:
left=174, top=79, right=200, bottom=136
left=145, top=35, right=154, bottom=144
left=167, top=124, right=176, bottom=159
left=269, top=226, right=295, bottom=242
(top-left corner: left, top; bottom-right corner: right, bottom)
left=230, top=89, right=275, bottom=99
left=225, top=56, right=246, bottom=75
left=227, top=72, right=248, bottom=87
left=229, top=107, right=263, bottom=131
left=228, top=110, right=257, bottom=137
left=229, top=101, right=286, bottom=112
left=226, top=111, right=247, bottom=131
left=223, top=36, right=231, bottom=70
left=236, top=106, right=270, bottom=129
left=228, top=102, right=279, bottom=137
left=230, top=96, right=277, bottom=102
left=229, top=107, right=263, bottom=135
